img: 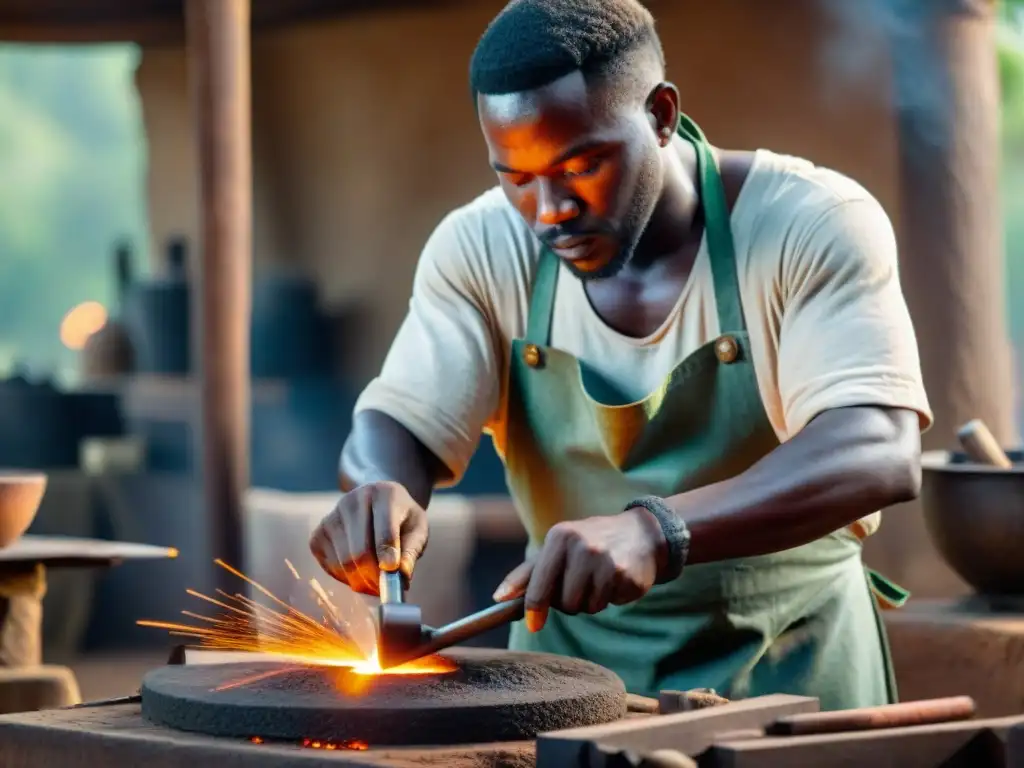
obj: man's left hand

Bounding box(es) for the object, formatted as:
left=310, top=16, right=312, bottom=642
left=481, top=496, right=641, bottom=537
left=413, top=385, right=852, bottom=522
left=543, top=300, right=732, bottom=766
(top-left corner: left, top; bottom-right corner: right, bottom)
left=492, top=509, right=668, bottom=632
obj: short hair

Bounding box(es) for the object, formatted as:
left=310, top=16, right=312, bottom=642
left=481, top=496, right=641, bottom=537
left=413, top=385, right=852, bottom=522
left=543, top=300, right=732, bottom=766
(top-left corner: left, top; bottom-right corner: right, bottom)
left=469, top=0, right=666, bottom=102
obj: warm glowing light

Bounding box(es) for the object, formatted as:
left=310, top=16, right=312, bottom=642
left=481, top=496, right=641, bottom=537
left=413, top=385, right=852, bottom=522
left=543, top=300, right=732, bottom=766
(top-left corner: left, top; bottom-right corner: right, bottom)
left=60, top=301, right=108, bottom=350
left=302, top=738, right=367, bottom=751
left=137, top=558, right=456, bottom=685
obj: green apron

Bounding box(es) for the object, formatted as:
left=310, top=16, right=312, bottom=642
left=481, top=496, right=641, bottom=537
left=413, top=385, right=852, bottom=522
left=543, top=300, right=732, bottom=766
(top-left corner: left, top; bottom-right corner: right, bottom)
left=498, top=114, right=905, bottom=710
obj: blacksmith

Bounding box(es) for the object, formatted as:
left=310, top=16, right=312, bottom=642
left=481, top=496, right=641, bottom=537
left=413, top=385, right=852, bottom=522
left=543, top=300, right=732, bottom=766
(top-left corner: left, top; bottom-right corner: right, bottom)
left=310, top=0, right=932, bottom=709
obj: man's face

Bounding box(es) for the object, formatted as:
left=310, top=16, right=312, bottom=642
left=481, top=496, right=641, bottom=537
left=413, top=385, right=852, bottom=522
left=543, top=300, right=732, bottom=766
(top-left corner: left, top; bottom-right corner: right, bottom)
left=477, top=71, right=663, bottom=281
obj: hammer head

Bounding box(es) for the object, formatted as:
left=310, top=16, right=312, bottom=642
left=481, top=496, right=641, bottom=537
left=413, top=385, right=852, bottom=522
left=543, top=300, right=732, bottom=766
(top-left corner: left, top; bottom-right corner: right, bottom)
left=376, top=602, right=426, bottom=669
left=375, top=569, right=427, bottom=669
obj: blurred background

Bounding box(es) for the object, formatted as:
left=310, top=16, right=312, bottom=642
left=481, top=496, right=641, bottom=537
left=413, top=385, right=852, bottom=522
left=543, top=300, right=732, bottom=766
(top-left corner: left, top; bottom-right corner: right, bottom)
left=0, top=0, right=1022, bottom=697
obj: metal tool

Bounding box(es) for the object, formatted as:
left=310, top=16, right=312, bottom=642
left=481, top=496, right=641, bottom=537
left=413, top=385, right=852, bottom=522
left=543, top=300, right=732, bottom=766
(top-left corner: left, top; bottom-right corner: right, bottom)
left=376, top=569, right=526, bottom=669
left=61, top=644, right=187, bottom=710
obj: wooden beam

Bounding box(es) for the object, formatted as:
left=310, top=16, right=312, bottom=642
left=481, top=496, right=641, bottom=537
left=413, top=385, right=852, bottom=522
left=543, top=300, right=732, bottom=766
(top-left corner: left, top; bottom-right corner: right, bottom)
left=0, top=0, right=460, bottom=45
left=891, top=0, right=1016, bottom=448
left=185, top=0, right=251, bottom=580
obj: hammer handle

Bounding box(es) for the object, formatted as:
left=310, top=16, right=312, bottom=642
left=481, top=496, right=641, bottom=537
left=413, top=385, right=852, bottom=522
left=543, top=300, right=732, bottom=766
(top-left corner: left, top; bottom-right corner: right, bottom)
left=427, top=597, right=526, bottom=651
left=380, top=570, right=405, bottom=603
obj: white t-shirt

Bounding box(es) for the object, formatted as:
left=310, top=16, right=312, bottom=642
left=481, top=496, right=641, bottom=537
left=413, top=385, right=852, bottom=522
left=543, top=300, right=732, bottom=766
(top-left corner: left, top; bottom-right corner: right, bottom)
left=355, top=149, right=934, bottom=537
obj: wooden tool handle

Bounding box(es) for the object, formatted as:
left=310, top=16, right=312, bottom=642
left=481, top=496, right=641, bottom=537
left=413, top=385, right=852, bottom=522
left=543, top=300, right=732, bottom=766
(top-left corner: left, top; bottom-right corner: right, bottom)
left=626, top=693, right=661, bottom=714
left=766, top=696, right=976, bottom=736
left=957, top=419, right=1013, bottom=469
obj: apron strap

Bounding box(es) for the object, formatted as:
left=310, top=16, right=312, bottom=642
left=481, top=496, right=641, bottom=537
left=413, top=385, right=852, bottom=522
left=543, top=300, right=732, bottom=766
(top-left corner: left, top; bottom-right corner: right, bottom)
left=526, top=247, right=560, bottom=346
left=677, top=113, right=747, bottom=334
left=866, top=567, right=911, bottom=611
left=523, top=113, right=746, bottom=346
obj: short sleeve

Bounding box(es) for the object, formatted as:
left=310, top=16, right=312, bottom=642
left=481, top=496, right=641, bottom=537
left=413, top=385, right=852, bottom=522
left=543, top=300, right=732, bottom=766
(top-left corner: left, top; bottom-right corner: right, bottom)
left=354, top=210, right=502, bottom=485
left=777, top=199, right=933, bottom=435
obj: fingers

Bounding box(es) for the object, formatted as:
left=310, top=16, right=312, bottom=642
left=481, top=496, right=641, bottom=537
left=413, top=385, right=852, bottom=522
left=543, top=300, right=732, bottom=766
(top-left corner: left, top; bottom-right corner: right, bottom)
left=342, top=496, right=377, bottom=595
left=524, top=536, right=567, bottom=632
left=398, top=513, right=429, bottom=583
left=559, top=536, right=593, bottom=615
left=308, top=482, right=431, bottom=596
left=372, top=489, right=402, bottom=572
left=493, top=560, right=534, bottom=602
left=586, top=557, right=616, bottom=614
left=309, top=525, right=344, bottom=583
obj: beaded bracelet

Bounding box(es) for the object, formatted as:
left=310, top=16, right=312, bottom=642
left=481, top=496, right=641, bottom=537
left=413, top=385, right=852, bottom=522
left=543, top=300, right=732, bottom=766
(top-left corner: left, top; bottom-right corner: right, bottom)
left=624, top=495, right=691, bottom=584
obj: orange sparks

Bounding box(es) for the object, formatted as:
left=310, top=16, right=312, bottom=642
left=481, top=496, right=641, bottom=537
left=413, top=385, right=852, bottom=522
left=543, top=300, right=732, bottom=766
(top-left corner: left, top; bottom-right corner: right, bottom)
left=137, top=559, right=456, bottom=681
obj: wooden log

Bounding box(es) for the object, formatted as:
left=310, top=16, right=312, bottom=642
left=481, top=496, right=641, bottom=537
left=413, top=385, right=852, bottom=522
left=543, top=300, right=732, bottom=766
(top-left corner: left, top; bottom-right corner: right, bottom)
left=184, top=0, right=252, bottom=581
left=765, top=696, right=977, bottom=736
left=658, top=689, right=731, bottom=714
left=535, top=694, right=819, bottom=768
left=626, top=694, right=661, bottom=715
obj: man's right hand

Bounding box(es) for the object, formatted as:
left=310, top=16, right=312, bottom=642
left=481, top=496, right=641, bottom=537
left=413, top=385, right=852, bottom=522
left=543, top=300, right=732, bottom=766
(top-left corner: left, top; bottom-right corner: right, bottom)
left=308, top=481, right=429, bottom=596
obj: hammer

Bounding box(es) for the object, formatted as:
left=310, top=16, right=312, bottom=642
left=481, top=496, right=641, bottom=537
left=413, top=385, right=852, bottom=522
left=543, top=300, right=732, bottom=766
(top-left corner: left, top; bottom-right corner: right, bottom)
left=376, top=570, right=526, bottom=669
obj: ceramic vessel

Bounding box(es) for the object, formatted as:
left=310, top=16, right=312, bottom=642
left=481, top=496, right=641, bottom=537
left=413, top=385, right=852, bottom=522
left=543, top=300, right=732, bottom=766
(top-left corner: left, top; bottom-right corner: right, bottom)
left=921, top=449, right=1024, bottom=594
left=0, top=472, right=46, bottom=548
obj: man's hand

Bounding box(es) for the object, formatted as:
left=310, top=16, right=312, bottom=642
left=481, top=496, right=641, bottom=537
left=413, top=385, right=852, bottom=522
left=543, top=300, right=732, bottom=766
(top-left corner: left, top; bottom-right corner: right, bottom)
left=309, top=481, right=429, bottom=595
left=492, top=509, right=668, bottom=632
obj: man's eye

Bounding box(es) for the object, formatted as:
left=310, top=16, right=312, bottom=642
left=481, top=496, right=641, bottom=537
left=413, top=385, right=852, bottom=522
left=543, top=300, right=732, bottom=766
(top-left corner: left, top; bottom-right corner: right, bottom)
left=562, top=157, right=601, bottom=178
left=504, top=173, right=532, bottom=187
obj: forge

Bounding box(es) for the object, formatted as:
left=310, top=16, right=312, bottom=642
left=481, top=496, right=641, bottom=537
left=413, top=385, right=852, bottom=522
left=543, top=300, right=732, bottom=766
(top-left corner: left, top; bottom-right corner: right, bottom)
left=140, top=648, right=626, bottom=746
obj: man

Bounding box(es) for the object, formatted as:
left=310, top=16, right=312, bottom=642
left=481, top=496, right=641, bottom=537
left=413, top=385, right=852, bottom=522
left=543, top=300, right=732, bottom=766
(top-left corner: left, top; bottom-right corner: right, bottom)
left=310, top=0, right=932, bottom=709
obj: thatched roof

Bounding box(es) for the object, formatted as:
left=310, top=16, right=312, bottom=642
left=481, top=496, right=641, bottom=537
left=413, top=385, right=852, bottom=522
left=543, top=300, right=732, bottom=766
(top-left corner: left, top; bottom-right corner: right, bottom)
left=0, top=0, right=442, bottom=44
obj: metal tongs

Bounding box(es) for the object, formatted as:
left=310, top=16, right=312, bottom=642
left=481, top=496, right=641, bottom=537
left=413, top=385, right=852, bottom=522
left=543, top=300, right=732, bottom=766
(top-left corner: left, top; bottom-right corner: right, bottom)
left=375, top=570, right=525, bottom=669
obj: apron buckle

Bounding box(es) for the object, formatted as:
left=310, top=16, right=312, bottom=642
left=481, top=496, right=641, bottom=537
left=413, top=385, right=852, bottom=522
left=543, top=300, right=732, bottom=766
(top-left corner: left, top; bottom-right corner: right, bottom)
left=523, top=343, right=544, bottom=368
left=715, top=335, right=740, bottom=364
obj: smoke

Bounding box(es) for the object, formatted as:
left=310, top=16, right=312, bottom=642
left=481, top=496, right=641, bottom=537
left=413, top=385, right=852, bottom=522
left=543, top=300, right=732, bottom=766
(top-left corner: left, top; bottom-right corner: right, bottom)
left=817, top=0, right=953, bottom=153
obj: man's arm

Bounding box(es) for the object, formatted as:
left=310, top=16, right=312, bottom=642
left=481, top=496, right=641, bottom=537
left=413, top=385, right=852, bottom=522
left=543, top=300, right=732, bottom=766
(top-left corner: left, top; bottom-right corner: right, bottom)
left=675, top=194, right=930, bottom=564
left=341, top=205, right=503, bottom=502
left=310, top=205, right=503, bottom=591
left=668, top=405, right=921, bottom=565
left=339, top=410, right=448, bottom=510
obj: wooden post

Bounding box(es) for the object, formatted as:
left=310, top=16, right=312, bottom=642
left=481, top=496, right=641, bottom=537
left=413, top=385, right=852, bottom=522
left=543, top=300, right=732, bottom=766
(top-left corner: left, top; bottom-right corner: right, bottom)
left=185, top=0, right=252, bottom=580
left=892, top=0, right=1016, bottom=449
left=863, top=0, right=1016, bottom=599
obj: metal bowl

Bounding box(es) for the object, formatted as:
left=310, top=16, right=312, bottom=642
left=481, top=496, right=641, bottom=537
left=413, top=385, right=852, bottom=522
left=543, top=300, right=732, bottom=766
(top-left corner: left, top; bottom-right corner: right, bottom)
left=921, top=450, right=1024, bottom=594
left=0, top=472, right=46, bottom=549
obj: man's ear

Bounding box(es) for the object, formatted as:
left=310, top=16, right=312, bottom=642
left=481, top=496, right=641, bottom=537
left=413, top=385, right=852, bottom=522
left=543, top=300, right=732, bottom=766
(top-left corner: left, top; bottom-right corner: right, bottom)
left=646, top=82, right=680, bottom=147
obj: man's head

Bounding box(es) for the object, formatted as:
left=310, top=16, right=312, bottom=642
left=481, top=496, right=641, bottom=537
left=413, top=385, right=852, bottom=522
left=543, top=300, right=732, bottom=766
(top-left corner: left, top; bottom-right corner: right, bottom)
left=470, top=0, right=679, bottom=280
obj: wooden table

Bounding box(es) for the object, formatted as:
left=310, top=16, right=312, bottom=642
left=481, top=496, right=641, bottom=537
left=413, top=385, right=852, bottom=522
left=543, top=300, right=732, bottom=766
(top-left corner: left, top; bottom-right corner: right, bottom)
left=884, top=597, right=1024, bottom=716
left=0, top=535, right=177, bottom=571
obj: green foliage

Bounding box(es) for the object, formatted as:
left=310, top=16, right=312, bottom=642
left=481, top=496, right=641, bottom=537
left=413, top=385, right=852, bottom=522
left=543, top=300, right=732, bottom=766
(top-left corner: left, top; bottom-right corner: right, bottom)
left=999, top=13, right=1024, bottom=338
left=0, top=45, right=148, bottom=381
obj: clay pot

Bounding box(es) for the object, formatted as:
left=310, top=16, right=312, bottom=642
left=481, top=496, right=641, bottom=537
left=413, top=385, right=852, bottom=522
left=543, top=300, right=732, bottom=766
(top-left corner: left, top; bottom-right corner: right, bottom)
left=921, top=450, right=1024, bottom=594
left=0, top=472, right=46, bottom=548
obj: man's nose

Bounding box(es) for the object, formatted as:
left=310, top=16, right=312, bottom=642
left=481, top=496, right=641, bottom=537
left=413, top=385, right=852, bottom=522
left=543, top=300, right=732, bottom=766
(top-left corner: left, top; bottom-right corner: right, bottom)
left=536, top=179, right=579, bottom=226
